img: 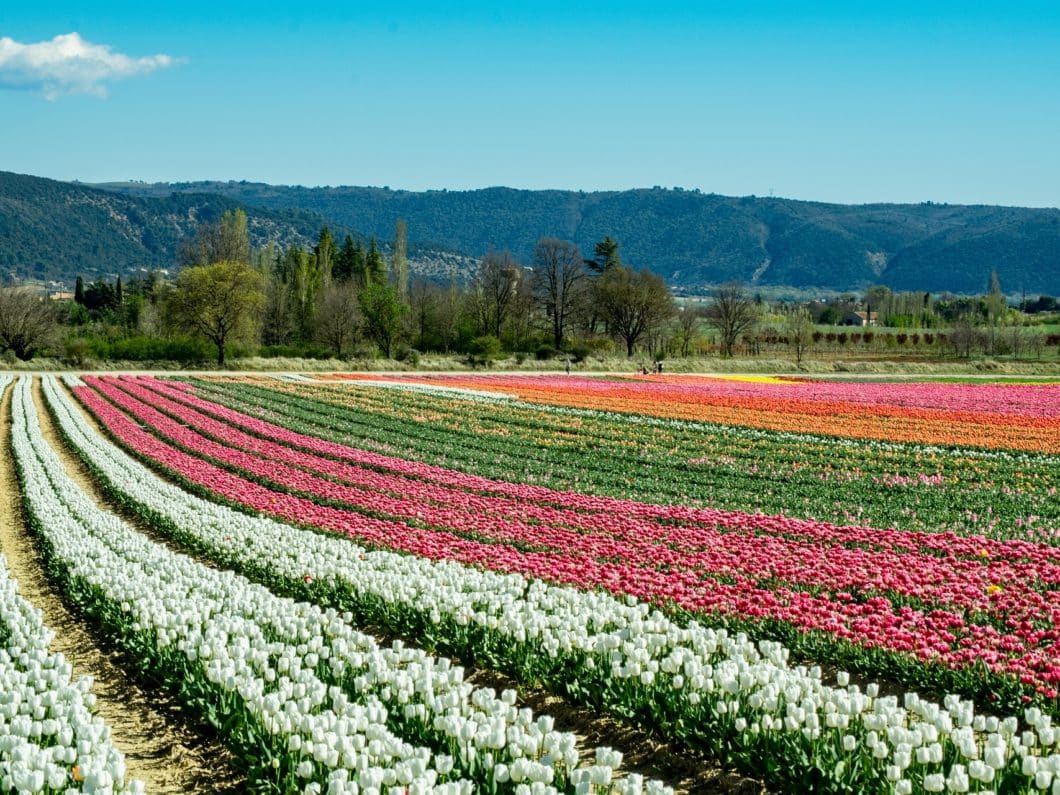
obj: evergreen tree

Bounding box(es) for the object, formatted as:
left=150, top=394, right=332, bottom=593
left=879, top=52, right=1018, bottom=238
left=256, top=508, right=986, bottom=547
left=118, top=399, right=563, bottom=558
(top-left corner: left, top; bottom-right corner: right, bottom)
left=115, top=276, right=123, bottom=306
left=365, top=238, right=386, bottom=286
left=587, top=236, right=621, bottom=273
left=333, top=234, right=360, bottom=282
left=74, top=276, right=85, bottom=305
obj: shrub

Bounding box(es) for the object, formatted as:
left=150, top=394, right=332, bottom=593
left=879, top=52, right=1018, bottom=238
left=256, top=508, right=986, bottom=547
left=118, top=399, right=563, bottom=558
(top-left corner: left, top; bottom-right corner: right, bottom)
left=467, top=335, right=503, bottom=367
left=585, top=337, right=615, bottom=355
left=535, top=345, right=556, bottom=361
left=63, top=338, right=92, bottom=366
left=568, top=344, right=592, bottom=364
left=258, top=344, right=333, bottom=360
left=394, top=345, right=421, bottom=366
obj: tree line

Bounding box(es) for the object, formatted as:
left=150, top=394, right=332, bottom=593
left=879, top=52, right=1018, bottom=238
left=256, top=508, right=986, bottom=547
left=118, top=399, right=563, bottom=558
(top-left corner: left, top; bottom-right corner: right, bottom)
left=160, top=212, right=687, bottom=365
left=1, top=211, right=683, bottom=365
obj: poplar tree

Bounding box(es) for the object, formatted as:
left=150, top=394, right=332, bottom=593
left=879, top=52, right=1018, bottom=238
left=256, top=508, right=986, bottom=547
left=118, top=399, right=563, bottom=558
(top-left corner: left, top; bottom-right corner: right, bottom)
left=314, top=226, right=337, bottom=288
left=392, top=219, right=409, bottom=300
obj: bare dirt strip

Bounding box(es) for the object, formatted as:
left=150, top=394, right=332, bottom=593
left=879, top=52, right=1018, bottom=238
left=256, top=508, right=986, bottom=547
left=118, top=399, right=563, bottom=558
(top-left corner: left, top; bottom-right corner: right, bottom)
left=0, top=377, right=243, bottom=793
left=57, top=376, right=767, bottom=794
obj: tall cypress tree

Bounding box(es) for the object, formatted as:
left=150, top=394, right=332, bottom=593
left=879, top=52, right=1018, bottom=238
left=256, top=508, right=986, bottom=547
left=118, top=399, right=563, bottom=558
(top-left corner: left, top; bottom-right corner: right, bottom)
left=74, top=276, right=85, bottom=305
left=365, top=238, right=386, bottom=286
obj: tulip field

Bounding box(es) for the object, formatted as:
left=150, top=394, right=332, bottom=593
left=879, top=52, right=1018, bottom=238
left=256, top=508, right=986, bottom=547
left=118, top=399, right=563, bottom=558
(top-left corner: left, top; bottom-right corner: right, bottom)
left=1, top=372, right=1059, bottom=793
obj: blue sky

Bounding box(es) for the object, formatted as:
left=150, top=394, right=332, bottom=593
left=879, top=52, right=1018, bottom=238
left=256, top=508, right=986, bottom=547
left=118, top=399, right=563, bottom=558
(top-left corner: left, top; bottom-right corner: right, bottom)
left=1, top=2, right=1058, bottom=207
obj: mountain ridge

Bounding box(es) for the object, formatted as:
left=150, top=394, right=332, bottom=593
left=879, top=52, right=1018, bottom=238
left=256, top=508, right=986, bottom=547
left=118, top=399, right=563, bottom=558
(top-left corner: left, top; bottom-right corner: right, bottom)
left=93, top=179, right=1060, bottom=294
left=2, top=170, right=1058, bottom=294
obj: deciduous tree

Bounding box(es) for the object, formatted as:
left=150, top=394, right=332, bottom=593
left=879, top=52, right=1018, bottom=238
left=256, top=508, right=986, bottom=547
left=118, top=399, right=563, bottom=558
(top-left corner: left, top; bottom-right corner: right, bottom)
left=469, top=250, right=523, bottom=338
left=314, top=226, right=337, bottom=288
left=0, top=287, right=58, bottom=361
left=179, top=208, right=251, bottom=267
left=705, top=282, right=759, bottom=357
left=595, top=266, right=674, bottom=356
left=392, top=220, right=409, bottom=300
left=532, top=237, right=585, bottom=350
left=315, top=282, right=361, bottom=357
left=784, top=307, right=816, bottom=367
left=165, top=261, right=264, bottom=365
left=358, top=282, right=405, bottom=358
left=673, top=303, right=703, bottom=357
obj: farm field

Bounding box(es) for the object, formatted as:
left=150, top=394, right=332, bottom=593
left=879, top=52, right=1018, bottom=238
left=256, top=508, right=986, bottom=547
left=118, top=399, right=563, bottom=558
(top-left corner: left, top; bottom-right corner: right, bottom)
left=0, top=371, right=1058, bottom=793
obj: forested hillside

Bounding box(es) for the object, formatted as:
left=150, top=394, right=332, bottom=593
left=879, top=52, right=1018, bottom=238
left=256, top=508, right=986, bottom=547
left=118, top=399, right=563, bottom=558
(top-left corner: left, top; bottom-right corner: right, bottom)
left=0, top=172, right=473, bottom=285
left=99, top=180, right=1060, bottom=294
left=3, top=171, right=1058, bottom=293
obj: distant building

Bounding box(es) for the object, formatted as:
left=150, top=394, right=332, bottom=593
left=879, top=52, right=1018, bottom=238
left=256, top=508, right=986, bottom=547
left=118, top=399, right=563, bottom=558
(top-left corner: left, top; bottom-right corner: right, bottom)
left=841, top=310, right=875, bottom=326
left=49, top=290, right=74, bottom=301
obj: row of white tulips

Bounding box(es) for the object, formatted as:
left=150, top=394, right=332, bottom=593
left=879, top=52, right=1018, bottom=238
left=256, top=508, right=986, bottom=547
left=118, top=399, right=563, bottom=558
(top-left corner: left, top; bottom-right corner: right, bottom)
left=320, top=379, right=519, bottom=402
left=50, top=375, right=1060, bottom=793
left=0, top=376, right=139, bottom=794
left=18, top=376, right=662, bottom=795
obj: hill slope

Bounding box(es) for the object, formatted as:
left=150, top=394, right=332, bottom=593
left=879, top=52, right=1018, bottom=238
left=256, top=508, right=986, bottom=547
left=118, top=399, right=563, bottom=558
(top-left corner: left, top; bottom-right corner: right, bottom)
left=97, top=181, right=1060, bottom=294
left=0, top=172, right=473, bottom=286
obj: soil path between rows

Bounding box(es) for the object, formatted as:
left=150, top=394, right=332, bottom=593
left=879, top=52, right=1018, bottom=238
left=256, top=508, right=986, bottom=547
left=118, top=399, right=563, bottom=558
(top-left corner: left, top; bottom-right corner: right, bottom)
left=58, top=376, right=767, bottom=793
left=0, top=376, right=243, bottom=793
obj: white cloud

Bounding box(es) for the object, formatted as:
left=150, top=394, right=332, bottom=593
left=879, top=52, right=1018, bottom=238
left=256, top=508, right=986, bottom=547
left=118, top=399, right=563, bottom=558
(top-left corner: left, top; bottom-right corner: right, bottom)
left=0, top=32, right=179, bottom=100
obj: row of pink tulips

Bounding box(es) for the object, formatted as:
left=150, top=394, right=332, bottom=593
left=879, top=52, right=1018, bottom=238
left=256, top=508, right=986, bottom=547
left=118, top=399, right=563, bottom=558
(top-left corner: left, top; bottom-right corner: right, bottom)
left=130, top=377, right=1060, bottom=567
left=75, top=377, right=1060, bottom=694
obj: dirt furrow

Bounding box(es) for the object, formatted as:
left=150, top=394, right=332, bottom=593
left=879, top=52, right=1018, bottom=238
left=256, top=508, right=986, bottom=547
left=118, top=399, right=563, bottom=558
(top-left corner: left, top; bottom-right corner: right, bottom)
left=0, top=377, right=243, bottom=794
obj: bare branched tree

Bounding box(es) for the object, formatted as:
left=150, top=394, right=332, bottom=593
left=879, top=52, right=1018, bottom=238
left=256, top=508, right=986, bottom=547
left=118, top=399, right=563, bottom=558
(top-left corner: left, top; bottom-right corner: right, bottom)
left=532, top=238, right=585, bottom=350
left=673, top=304, right=703, bottom=357
left=949, top=313, right=986, bottom=359
left=784, top=307, right=816, bottom=367
left=469, top=250, right=523, bottom=338
left=704, top=282, right=759, bottom=357
left=316, top=282, right=361, bottom=357
left=0, top=287, right=58, bottom=361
